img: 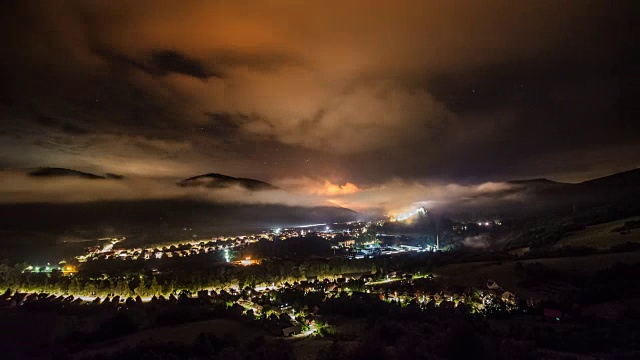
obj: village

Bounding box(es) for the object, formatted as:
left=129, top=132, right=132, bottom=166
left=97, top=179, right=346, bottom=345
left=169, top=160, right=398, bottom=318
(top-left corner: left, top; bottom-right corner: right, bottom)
left=1, top=265, right=523, bottom=338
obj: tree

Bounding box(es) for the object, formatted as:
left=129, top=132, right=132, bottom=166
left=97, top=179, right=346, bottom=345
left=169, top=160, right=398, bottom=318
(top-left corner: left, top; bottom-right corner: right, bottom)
left=0, top=263, right=22, bottom=290
left=116, top=279, right=131, bottom=297
left=135, top=276, right=147, bottom=297
left=149, top=276, right=162, bottom=296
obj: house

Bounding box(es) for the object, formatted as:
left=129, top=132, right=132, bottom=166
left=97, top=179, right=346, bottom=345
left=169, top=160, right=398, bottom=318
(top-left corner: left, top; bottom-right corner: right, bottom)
left=487, top=280, right=501, bottom=290
left=501, top=291, right=516, bottom=304
left=168, top=294, right=178, bottom=304
left=24, top=293, right=38, bottom=304
left=508, top=247, right=530, bottom=257
left=237, top=299, right=263, bottom=313
left=440, top=300, right=455, bottom=310
left=338, top=240, right=356, bottom=247
left=282, top=322, right=302, bottom=336
left=230, top=303, right=245, bottom=316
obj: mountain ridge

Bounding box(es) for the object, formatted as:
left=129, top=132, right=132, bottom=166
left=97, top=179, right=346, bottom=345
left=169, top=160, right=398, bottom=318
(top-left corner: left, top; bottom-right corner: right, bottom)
left=579, top=168, right=640, bottom=187
left=507, top=178, right=563, bottom=185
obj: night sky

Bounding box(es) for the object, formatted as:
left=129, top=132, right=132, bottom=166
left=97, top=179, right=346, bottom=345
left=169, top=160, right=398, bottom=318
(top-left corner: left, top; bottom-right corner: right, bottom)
left=0, top=1, right=635, bottom=212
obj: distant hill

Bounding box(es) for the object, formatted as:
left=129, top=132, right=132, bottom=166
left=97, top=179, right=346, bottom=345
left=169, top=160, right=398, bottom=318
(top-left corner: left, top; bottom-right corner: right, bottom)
left=29, top=167, right=123, bottom=180
left=505, top=178, right=566, bottom=194
left=486, top=168, right=640, bottom=217
left=178, top=173, right=275, bottom=191
left=2, top=169, right=357, bottom=261
left=511, top=168, right=640, bottom=199
left=579, top=168, right=640, bottom=188
left=508, top=169, right=640, bottom=189
left=441, top=168, right=640, bottom=220
left=507, top=178, right=562, bottom=186
left=0, top=200, right=360, bottom=262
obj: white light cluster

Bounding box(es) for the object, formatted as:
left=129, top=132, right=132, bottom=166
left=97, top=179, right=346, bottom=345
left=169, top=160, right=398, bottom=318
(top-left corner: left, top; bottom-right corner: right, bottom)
left=396, top=207, right=427, bottom=221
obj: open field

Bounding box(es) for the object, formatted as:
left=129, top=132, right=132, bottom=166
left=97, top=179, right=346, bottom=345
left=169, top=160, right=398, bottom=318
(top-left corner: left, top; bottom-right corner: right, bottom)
left=291, top=338, right=334, bottom=359
left=74, top=318, right=272, bottom=359
left=0, top=310, right=60, bottom=358
left=434, top=251, right=640, bottom=298
left=290, top=317, right=367, bottom=359
left=554, top=216, right=640, bottom=249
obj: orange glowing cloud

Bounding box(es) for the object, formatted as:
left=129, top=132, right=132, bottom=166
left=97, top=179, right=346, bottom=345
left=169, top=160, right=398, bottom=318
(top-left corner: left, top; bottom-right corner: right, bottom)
left=272, top=177, right=360, bottom=197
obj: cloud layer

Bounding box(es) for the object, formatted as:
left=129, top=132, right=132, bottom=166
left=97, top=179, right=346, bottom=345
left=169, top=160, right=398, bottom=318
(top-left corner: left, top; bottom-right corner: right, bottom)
left=0, top=169, right=521, bottom=219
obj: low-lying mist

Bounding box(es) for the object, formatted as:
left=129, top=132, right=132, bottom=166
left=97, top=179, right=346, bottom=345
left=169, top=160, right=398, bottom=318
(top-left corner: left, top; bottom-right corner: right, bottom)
left=0, top=170, right=531, bottom=217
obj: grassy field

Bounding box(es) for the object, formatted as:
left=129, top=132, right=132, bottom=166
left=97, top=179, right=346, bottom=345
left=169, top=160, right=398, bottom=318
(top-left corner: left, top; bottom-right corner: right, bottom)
left=554, top=216, right=640, bottom=249
left=291, top=338, right=334, bottom=359
left=75, top=318, right=272, bottom=358
left=0, top=310, right=60, bottom=358
left=433, top=251, right=640, bottom=299
left=290, top=318, right=366, bottom=359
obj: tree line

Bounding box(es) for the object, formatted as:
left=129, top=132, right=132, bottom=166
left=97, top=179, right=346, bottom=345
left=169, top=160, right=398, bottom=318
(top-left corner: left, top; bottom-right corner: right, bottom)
left=1, top=254, right=428, bottom=297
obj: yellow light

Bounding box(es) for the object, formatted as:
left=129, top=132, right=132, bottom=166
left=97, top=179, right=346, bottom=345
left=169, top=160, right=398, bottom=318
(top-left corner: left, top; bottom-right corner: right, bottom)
left=240, top=257, right=257, bottom=266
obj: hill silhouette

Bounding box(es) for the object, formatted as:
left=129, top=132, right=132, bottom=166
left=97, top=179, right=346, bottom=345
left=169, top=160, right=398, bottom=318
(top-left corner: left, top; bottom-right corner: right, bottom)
left=29, top=167, right=123, bottom=180
left=178, top=173, right=275, bottom=191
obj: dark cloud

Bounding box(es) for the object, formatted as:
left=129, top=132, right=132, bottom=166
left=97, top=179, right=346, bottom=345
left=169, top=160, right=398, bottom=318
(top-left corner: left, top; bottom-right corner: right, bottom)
left=205, top=112, right=242, bottom=136
left=151, top=50, right=220, bottom=79
left=33, top=114, right=60, bottom=127
left=95, top=47, right=221, bottom=80
left=61, top=123, right=90, bottom=135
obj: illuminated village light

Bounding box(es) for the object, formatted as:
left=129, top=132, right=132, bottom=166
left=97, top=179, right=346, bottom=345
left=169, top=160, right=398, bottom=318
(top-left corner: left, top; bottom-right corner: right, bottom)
left=395, top=206, right=427, bottom=222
